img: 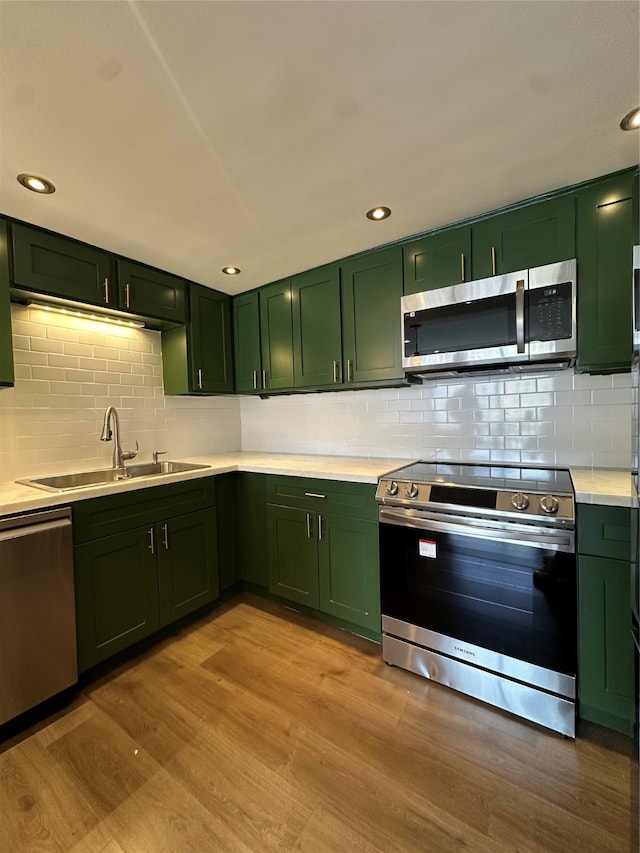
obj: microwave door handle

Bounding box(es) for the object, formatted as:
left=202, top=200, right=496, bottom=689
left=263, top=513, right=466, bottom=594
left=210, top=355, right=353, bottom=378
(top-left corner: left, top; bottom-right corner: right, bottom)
left=516, top=278, right=526, bottom=353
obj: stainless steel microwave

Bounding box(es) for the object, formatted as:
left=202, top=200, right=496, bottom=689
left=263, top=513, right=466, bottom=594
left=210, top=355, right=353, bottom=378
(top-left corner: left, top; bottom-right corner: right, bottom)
left=401, top=259, right=577, bottom=378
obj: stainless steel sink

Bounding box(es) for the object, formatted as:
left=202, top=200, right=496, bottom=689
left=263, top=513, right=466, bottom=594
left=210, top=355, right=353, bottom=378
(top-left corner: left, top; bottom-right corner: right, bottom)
left=18, top=461, right=210, bottom=492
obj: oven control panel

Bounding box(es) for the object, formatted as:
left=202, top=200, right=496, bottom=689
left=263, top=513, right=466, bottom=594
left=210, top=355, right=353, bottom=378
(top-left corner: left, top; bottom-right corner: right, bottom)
left=376, top=478, right=574, bottom=523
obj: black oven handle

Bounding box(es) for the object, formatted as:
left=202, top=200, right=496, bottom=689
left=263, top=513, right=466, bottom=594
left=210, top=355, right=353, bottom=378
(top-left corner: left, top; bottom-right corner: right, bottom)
left=379, top=507, right=575, bottom=553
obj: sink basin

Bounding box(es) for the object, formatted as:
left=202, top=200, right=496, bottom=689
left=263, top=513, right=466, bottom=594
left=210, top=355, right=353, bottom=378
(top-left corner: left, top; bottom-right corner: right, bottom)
left=18, top=461, right=210, bottom=492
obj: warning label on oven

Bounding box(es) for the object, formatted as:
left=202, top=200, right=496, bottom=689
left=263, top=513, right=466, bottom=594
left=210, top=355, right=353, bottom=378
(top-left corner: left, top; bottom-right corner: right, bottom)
left=419, top=539, right=436, bottom=558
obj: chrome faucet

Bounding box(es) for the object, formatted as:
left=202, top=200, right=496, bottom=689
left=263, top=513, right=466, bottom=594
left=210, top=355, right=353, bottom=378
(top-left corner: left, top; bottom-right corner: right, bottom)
left=100, top=406, right=138, bottom=477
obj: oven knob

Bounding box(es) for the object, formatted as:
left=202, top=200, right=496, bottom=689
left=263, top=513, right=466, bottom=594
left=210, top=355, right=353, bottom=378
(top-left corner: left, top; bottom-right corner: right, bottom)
left=511, top=492, right=529, bottom=511
left=539, top=495, right=560, bottom=515
left=405, top=483, right=419, bottom=499
left=386, top=480, right=399, bottom=496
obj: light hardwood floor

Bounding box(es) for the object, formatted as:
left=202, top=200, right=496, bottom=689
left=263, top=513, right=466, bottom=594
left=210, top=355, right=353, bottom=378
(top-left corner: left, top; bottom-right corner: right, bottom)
left=0, top=593, right=637, bottom=852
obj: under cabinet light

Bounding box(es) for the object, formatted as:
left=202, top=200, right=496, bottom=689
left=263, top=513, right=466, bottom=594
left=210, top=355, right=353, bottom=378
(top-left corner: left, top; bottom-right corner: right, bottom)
left=27, top=301, right=145, bottom=329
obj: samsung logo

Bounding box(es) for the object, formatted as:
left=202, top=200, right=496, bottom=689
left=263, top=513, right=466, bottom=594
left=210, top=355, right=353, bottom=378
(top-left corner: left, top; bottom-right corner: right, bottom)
left=454, top=646, right=475, bottom=657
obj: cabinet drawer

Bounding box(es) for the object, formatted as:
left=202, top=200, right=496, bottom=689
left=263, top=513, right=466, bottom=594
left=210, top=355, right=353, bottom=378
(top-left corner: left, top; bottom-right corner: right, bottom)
left=577, top=504, right=632, bottom=561
left=73, top=477, right=216, bottom=543
left=266, top=475, right=377, bottom=520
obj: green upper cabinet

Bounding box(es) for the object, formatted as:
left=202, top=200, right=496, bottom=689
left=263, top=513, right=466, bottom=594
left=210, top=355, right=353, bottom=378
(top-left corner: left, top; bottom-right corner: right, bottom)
left=233, top=290, right=263, bottom=393
left=575, top=170, right=635, bottom=374
left=11, top=222, right=113, bottom=308
left=162, top=284, right=233, bottom=395
left=0, top=220, right=15, bottom=387
left=471, top=195, right=576, bottom=279
left=341, top=247, right=404, bottom=384
left=403, top=225, right=471, bottom=295
left=116, top=258, right=185, bottom=324
left=259, top=279, right=295, bottom=391
left=292, top=264, right=342, bottom=388
left=401, top=195, right=575, bottom=294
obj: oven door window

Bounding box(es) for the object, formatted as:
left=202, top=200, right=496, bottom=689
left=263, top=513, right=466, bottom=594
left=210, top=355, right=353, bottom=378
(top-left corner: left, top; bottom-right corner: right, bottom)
left=380, top=523, right=576, bottom=676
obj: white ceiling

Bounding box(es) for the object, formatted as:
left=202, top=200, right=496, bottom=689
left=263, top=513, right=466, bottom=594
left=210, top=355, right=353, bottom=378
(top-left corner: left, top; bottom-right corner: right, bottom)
left=0, top=1, right=638, bottom=296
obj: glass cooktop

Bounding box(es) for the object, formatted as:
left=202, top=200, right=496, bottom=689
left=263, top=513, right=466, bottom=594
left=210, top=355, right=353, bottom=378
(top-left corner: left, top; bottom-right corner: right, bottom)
left=382, top=461, right=574, bottom=496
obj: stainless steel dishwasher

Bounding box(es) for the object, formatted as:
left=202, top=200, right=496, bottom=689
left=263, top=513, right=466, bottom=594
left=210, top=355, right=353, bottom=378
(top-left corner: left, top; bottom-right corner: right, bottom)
left=0, top=506, right=77, bottom=726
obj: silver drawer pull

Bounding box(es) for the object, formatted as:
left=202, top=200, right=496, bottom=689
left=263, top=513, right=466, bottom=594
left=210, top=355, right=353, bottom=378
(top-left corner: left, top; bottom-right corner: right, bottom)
left=304, top=492, right=325, bottom=499
left=148, top=527, right=155, bottom=555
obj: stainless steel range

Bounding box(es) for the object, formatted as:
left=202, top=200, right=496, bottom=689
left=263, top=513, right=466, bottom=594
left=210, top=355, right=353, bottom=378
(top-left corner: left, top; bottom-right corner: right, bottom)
left=376, top=461, right=577, bottom=737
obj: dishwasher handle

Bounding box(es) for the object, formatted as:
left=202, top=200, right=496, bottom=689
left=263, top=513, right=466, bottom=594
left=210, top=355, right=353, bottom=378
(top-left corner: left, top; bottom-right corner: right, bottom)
left=0, top=515, right=72, bottom=544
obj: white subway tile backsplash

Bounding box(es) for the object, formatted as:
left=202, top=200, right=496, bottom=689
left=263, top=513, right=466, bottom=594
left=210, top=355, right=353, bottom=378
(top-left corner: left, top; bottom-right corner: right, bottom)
left=2, top=304, right=634, bottom=479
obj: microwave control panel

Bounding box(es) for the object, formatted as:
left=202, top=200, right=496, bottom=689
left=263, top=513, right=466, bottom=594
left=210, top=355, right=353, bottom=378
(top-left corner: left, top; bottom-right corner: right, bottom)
left=528, top=280, right=573, bottom=342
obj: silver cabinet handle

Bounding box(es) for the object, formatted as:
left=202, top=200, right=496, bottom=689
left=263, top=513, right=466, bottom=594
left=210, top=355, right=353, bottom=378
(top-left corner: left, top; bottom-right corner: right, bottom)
left=125, top=282, right=131, bottom=308
left=253, top=369, right=258, bottom=390
left=333, top=360, right=338, bottom=383
left=491, top=246, right=497, bottom=276
left=516, top=279, right=525, bottom=353
left=148, top=527, right=155, bottom=555
left=318, top=514, right=323, bottom=540
left=162, top=522, right=169, bottom=550
left=306, top=512, right=312, bottom=539
left=262, top=369, right=267, bottom=389
left=347, top=359, right=353, bottom=383
left=197, top=368, right=203, bottom=390
left=460, top=253, right=465, bottom=282
left=304, top=492, right=325, bottom=499
left=103, top=277, right=110, bottom=305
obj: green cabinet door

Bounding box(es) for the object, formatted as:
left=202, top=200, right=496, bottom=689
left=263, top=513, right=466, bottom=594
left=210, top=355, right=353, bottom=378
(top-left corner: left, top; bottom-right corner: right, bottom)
left=267, top=504, right=319, bottom=607
left=189, top=285, right=233, bottom=393
left=292, top=264, right=342, bottom=388
left=157, top=508, right=219, bottom=625
left=238, top=473, right=270, bottom=588
left=259, top=279, right=295, bottom=391
left=403, top=226, right=471, bottom=295
left=117, top=258, right=185, bottom=323
left=74, top=527, right=160, bottom=672
left=318, top=513, right=380, bottom=632
left=341, top=247, right=404, bottom=384
left=471, top=195, right=576, bottom=279
left=0, top=220, right=15, bottom=387
left=11, top=222, right=113, bottom=308
left=578, top=554, right=635, bottom=735
left=233, top=291, right=263, bottom=393
left=575, top=171, right=634, bottom=374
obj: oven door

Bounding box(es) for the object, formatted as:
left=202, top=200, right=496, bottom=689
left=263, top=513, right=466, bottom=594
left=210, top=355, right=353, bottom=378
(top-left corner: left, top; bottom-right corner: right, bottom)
left=401, top=269, right=528, bottom=372
left=379, top=507, right=577, bottom=678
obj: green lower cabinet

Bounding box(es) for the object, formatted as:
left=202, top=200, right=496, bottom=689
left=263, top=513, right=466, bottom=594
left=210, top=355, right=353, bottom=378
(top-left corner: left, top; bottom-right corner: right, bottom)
left=157, top=509, right=219, bottom=624
left=73, top=484, right=219, bottom=672
left=266, top=477, right=381, bottom=634
left=317, top=513, right=380, bottom=632
left=577, top=502, right=635, bottom=735
left=578, top=554, right=635, bottom=735
left=267, top=504, right=319, bottom=608
left=237, top=473, right=270, bottom=588
left=74, top=528, right=160, bottom=672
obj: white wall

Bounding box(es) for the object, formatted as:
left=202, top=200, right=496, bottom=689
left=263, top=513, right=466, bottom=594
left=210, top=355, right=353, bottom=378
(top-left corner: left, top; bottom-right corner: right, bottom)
left=0, top=303, right=632, bottom=482
left=240, top=370, right=633, bottom=470
left=0, top=305, right=241, bottom=482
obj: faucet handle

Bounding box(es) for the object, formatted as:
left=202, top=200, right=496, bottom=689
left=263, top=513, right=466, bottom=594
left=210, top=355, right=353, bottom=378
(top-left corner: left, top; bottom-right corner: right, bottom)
left=121, top=440, right=139, bottom=462
left=153, top=450, right=167, bottom=464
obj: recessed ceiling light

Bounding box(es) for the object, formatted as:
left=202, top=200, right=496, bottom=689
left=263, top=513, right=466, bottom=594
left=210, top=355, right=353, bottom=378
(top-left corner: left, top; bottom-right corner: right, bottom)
left=17, top=173, right=56, bottom=194
left=620, top=106, right=640, bottom=131
left=222, top=266, right=241, bottom=275
left=366, top=206, right=391, bottom=221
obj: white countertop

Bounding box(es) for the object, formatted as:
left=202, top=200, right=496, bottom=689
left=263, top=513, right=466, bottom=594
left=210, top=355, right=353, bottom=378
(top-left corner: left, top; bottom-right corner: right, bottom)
left=0, top=453, right=414, bottom=517
left=570, top=468, right=636, bottom=508
left=0, top=453, right=634, bottom=517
